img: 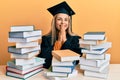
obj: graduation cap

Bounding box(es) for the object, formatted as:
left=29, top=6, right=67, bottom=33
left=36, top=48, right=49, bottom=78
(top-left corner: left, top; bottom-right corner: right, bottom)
left=47, top=1, right=75, bottom=16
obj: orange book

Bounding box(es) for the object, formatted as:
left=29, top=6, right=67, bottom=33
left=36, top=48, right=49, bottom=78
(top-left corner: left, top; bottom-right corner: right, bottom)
left=52, top=49, right=80, bottom=62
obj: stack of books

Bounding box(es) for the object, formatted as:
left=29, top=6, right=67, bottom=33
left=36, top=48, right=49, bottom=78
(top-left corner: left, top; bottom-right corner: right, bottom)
left=6, top=25, right=45, bottom=79
left=79, top=32, right=112, bottom=79
left=45, top=49, right=80, bottom=80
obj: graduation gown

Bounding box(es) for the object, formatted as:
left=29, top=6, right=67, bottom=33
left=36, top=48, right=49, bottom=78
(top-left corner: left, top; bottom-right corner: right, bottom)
left=38, top=34, right=82, bottom=69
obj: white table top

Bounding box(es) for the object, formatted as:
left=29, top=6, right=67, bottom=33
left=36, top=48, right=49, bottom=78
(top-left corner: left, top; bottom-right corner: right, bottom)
left=0, top=64, right=120, bottom=80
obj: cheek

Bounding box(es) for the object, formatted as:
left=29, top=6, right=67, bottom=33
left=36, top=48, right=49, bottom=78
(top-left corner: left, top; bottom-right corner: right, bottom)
left=56, top=21, right=60, bottom=26
left=64, top=24, right=69, bottom=29
left=56, top=21, right=61, bottom=29
left=55, top=24, right=60, bottom=30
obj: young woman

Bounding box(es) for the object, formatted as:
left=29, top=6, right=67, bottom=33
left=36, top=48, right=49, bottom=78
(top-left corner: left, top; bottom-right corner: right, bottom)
left=38, top=1, right=82, bottom=69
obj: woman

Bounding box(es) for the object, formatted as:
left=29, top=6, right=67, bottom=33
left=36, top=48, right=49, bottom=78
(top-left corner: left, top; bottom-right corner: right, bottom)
left=38, top=1, right=82, bottom=69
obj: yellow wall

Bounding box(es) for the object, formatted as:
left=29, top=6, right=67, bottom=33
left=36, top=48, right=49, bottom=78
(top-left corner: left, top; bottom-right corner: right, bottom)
left=0, top=0, right=120, bottom=65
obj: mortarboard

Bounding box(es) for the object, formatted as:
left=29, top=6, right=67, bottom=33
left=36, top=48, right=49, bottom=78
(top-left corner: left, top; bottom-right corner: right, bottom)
left=47, top=1, right=75, bottom=16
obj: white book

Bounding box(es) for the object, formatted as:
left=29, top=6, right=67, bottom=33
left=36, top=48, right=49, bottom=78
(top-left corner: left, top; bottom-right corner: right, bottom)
left=6, top=68, right=42, bottom=79
left=84, top=66, right=109, bottom=79
left=79, top=38, right=107, bottom=45
left=48, top=77, right=67, bottom=80
left=11, top=51, right=39, bottom=59
left=80, top=61, right=110, bottom=72
left=84, top=69, right=109, bottom=79
left=15, top=57, right=38, bottom=65
left=7, top=58, right=45, bottom=70
left=8, top=36, right=41, bottom=42
left=81, top=48, right=109, bottom=54
left=81, top=42, right=112, bottom=50
left=9, top=30, right=42, bottom=38
left=16, top=41, right=39, bottom=48
left=47, top=69, right=78, bottom=78
left=7, top=65, right=43, bottom=74
left=83, top=32, right=105, bottom=40
left=52, top=57, right=75, bottom=66
left=46, top=72, right=68, bottom=77
left=79, top=54, right=110, bottom=67
left=8, top=45, right=40, bottom=54
left=86, top=53, right=105, bottom=60
left=52, top=65, right=75, bottom=73
left=90, top=42, right=112, bottom=50
left=10, top=25, right=34, bottom=32
left=48, top=69, right=78, bottom=80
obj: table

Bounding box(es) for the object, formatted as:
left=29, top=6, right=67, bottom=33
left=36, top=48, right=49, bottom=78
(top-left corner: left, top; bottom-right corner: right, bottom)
left=0, top=64, right=120, bottom=80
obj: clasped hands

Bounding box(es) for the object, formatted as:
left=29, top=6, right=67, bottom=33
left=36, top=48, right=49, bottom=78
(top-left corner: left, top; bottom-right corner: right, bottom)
left=58, top=24, right=67, bottom=44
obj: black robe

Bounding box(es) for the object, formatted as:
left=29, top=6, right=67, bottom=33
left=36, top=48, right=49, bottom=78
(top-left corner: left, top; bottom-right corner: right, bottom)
left=38, top=34, right=82, bottom=69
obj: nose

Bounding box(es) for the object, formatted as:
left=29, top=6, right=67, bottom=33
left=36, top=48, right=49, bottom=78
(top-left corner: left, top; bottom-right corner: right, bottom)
left=61, top=20, right=64, bottom=24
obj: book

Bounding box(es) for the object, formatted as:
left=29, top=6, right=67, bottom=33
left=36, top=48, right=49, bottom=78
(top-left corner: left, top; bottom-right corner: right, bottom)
left=8, top=45, right=40, bottom=54
left=52, top=49, right=80, bottom=62
left=8, top=36, right=42, bottom=42
left=52, top=57, right=76, bottom=66
left=10, top=25, right=34, bottom=32
left=48, top=77, right=67, bottom=80
left=15, top=57, right=41, bottom=65
left=79, top=54, right=110, bottom=67
left=6, top=68, right=42, bottom=79
left=80, top=42, right=112, bottom=50
left=79, top=37, right=107, bottom=45
left=80, top=61, right=109, bottom=72
left=46, top=69, right=78, bottom=77
left=9, top=30, right=42, bottom=38
left=84, top=67, right=109, bottom=79
left=52, top=62, right=76, bottom=73
left=81, top=48, right=108, bottom=55
left=91, top=42, right=112, bottom=50
left=86, top=53, right=105, bottom=60
left=16, top=41, right=39, bottom=48
left=11, top=51, right=39, bottom=59
left=66, top=69, right=78, bottom=78
left=6, top=65, right=43, bottom=75
left=7, top=58, right=45, bottom=70
left=46, top=72, right=68, bottom=77
left=52, top=66, right=75, bottom=73
left=83, top=32, right=105, bottom=40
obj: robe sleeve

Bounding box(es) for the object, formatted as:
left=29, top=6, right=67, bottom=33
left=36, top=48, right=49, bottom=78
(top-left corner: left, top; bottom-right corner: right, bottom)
left=38, top=36, right=53, bottom=69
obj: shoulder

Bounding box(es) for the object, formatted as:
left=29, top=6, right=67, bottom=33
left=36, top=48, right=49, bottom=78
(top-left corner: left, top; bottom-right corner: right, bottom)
left=41, top=35, right=52, bottom=46
left=66, top=35, right=81, bottom=43
left=71, top=36, right=81, bottom=42
left=42, top=35, right=51, bottom=40
left=72, top=35, right=81, bottom=39
left=68, top=35, right=81, bottom=40
left=41, top=35, right=51, bottom=43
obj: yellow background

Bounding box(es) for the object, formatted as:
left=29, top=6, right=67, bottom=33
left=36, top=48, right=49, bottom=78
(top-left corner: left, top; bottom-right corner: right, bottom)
left=0, top=0, right=120, bottom=65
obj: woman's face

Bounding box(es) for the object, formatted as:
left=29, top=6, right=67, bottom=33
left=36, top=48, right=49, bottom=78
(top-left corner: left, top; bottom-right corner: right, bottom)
left=55, top=13, right=69, bottom=31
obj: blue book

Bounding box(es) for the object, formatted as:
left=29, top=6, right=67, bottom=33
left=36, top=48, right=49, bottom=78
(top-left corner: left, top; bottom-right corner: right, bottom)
left=52, top=61, right=76, bottom=73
